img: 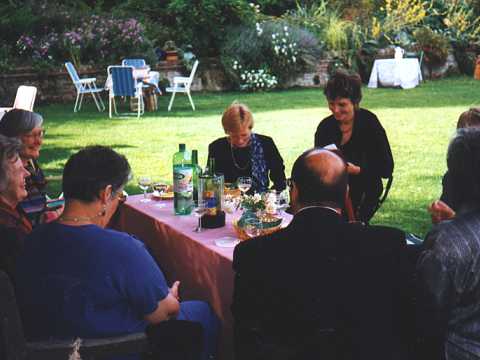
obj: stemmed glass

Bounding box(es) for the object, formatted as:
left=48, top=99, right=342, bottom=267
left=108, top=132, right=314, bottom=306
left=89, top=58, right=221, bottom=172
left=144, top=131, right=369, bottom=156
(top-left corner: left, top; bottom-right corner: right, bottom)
left=138, top=176, right=152, bottom=203
left=193, top=200, right=207, bottom=232
left=244, top=218, right=262, bottom=238
left=276, top=189, right=290, bottom=214
left=237, top=176, right=252, bottom=196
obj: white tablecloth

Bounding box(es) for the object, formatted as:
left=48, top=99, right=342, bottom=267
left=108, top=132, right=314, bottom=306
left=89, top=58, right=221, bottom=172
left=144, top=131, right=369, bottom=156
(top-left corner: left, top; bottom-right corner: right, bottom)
left=368, top=58, right=422, bottom=89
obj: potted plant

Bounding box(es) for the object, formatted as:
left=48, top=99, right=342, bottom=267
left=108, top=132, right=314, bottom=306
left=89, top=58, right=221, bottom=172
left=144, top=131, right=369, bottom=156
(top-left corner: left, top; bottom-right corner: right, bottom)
left=163, top=40, right=180, bottom=62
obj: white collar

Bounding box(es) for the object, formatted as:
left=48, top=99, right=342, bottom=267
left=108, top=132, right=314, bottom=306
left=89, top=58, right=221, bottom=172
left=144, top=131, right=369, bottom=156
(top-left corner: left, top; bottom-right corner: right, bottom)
left=296, top=205, right=341, bottom=216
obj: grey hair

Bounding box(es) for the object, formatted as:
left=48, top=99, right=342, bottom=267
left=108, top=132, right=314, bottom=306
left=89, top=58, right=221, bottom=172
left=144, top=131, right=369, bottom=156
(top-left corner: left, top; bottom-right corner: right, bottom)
left=0, top=109, right=43, bottom=137
left=0, top=134, right=22, bottom=192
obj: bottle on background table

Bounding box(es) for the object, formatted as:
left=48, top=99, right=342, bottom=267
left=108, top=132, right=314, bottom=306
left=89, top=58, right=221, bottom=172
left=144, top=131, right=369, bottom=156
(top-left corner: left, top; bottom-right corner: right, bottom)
left=191, top=149, right=202, bottom=204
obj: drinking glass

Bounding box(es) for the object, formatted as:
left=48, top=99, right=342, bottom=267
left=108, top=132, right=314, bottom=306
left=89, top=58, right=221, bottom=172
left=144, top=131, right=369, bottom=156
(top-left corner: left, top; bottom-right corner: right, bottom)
left=276, top=189, right=290, bottom=214
left=237, top=176, right=252, bottom=196
left=193, top=200, right=207, bottom=232
left=244, top=218, right=262, bottom=238
left=138, top=176, right=152, bottom=202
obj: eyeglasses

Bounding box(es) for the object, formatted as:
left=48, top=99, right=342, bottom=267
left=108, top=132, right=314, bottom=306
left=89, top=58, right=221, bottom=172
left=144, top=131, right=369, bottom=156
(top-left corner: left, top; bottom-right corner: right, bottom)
left=22, top=129, right=46, bottom=140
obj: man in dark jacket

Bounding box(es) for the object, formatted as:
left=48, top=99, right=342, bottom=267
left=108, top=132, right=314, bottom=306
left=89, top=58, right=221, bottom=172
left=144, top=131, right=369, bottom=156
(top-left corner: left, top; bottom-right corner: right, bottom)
left=232, top=148, right=410, bottom=360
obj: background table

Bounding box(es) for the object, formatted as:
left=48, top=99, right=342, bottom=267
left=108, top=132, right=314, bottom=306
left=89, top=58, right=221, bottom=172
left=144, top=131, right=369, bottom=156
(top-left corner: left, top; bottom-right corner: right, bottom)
left=115, top=194, right=292, bottom=360
left=368, top=58, right=422, bottom=89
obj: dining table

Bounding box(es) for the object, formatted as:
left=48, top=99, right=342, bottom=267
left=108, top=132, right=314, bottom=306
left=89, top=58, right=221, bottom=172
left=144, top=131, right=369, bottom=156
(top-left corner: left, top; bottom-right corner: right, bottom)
left=368, top=58, right=423, bottom=89
left=114, top=194, right=292, bottom=360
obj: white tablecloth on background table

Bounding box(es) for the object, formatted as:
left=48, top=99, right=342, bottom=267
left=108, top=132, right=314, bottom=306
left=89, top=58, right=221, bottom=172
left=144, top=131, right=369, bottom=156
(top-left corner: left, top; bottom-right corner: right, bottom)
left=368, top=58, right=422, bottom=89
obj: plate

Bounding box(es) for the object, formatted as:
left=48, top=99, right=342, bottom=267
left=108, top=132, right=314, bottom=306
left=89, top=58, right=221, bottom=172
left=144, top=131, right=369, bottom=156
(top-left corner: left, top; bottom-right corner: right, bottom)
left=214, top=237, right=239, bottom=248
left=152, top=191, right=174, bottom=200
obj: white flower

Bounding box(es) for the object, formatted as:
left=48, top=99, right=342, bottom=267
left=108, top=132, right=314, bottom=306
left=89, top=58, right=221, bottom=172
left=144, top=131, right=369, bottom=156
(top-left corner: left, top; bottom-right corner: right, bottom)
left=285, top=32, right=289, bottom=37
left=292, top=56, right=296, bottom=62
left=282, top=38, right=286, bottom=43
left=284, top=26, right=288, bottom=31
left=272, top=34, right=276, bottom=39
left=253, top=193, right=262, bottom=202
left=241, top=74, right=246, bottom=80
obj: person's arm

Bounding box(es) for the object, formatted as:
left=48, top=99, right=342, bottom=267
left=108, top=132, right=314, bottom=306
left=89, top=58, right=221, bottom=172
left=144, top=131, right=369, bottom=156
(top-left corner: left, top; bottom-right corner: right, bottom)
left=144, top=281, right=181, bottom=324
left=314, top=117, right=338, bottom=148
left=361, top=114, right=394, bottom=179
left=416, top=231, right=454, bottom=358
left=265, top=137, right=286, bottom=191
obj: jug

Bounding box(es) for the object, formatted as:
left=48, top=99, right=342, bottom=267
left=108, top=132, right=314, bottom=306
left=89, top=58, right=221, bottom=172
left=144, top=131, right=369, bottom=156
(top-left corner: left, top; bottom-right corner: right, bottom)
left=394, top=47, right=404, bottom=60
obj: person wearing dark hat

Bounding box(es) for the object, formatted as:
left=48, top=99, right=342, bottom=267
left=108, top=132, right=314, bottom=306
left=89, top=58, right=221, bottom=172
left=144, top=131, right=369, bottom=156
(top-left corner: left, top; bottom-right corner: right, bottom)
left=0, top=109, right=48, bottom=223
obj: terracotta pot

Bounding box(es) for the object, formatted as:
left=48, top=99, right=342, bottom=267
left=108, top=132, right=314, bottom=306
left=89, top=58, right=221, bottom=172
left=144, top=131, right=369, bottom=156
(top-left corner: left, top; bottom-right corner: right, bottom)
left=165, top=51, right=179, bottom=62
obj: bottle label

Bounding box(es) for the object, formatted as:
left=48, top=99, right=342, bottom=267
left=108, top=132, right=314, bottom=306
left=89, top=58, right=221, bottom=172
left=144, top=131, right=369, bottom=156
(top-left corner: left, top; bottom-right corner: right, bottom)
left=174, top=168, right=193, bottom=193
left=203, top=190, right=217, bottom=215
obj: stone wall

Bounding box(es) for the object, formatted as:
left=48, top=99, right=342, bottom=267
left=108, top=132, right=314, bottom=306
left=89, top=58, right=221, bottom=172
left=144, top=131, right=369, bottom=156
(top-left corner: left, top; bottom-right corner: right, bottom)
left=0, top=59, right=332, bottom=105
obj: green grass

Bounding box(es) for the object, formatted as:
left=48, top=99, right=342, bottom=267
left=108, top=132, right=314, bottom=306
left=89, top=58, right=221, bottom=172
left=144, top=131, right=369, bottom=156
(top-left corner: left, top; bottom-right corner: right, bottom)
left=37, top=76, right=480, bottom=237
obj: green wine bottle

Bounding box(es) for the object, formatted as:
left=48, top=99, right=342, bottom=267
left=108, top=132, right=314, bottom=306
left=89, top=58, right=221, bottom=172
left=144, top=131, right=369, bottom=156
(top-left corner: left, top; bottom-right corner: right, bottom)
left=173, top=144, right=193, bottom=215
left=191, top=150, right=202, bottom=203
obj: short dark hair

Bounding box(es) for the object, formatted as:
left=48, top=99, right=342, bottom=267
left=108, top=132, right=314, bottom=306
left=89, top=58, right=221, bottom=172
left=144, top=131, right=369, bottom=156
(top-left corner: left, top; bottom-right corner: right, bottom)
left=0, top=109, right=43, bottom=137
left=291, top=148, right=348, bottom=207
left=324, top=70, right=362, bottom=105
left=0, top=134, right=22, bottom=192
left=63, top=146, right=131, bottom=202
left=457, top=107, right=480, bottom=129
left=447, top=128, right=480, bottom=207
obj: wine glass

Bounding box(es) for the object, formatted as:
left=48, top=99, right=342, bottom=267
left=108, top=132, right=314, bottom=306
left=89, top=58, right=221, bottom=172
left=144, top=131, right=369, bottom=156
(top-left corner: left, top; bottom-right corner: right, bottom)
left=276, top=189, right=290, bottom=214
left=244, top=218, right=262, bottom=238
left=138, top=176, right=152, bottom=203
left=237, top=176, right=252, bottom=196
left=192, top=200, right=207, bottom=232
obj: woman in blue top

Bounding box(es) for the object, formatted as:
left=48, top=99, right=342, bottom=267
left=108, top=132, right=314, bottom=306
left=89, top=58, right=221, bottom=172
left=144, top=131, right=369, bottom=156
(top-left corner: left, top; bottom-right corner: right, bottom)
left=15, top=145, right=219, bottom=360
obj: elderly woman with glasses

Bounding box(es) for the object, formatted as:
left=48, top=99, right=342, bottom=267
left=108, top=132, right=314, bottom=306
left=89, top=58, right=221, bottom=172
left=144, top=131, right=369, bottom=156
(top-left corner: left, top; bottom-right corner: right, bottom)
left=0, top=135, right=31, bottom=279
left=0, top=109, right=49, bottom=221
left=15, top=145, right=219, bottom=360
left=208, top=102, right=286, bottom=193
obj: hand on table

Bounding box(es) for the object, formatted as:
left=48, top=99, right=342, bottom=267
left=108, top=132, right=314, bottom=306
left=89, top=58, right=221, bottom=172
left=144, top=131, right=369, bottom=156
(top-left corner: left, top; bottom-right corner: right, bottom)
left=428, top=200, right=456, bottom=224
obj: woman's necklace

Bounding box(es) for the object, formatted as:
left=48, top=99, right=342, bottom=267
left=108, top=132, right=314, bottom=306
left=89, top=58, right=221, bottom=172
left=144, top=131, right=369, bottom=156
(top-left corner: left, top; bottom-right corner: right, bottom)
left=230, top=144, right=250, bottom=171
left=58, top=215, right=94, bottom=223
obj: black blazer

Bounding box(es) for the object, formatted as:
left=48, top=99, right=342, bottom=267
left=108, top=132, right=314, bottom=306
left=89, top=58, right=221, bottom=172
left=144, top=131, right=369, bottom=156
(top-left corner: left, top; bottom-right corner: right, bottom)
left=314, top=109, right=394, bottom=222
left=232, top=207, right=410, bottom=360
left=207, top=134, right=286, bottom=192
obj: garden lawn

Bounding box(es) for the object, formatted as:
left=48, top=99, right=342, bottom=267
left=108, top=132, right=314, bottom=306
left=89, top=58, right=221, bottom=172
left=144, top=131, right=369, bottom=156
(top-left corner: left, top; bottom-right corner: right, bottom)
left=37, top=76, right=480, bottom=237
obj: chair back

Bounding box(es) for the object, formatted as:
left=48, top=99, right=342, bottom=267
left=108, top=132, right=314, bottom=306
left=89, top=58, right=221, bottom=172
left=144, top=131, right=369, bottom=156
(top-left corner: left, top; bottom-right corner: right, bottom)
left=65, top=62, right=81, bottom=87
left=108, top=66, right=136, bottom=97
left=121, top=59, right=146, bottom=69
left=13, top=86, right=37, bottom=111
left=187, top=60, right=199, bottom=87
left=0, top=270, right=27, bottom=360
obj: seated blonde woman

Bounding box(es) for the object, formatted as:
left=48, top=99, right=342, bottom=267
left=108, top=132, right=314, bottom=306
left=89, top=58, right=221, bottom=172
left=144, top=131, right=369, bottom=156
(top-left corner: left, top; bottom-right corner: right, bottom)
left=208, top=102, right=286, bottom=193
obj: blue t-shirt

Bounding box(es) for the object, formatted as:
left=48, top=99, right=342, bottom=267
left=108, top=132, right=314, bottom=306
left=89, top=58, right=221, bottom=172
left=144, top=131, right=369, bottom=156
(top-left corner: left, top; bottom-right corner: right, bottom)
left=15, top=223, right=169, bottom=340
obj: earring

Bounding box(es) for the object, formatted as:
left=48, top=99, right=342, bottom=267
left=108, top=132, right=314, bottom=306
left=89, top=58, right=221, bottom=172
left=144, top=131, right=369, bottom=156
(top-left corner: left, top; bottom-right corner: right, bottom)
left=98, top=205, right=107, bottom=217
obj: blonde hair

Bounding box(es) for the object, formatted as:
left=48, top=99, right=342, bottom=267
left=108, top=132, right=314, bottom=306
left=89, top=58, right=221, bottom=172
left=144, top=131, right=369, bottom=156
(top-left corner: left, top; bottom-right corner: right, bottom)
left=221, top=102, right=254, bottom=133
left=457, top=108, right=480, bottom=129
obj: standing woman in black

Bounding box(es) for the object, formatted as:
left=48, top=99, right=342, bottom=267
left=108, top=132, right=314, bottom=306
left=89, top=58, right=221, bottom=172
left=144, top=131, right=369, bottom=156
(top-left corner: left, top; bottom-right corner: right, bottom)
left=208, top=102, right=286, bottom=193
left=315, top=71, right=393, bottom=222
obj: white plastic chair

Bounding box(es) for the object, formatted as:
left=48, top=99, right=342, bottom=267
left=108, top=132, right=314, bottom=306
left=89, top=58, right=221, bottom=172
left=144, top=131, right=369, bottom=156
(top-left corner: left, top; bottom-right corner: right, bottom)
left=0, top=85, right=37, bottom=112
left=166, top=60, right=199, bottom=111
left=65, top=62, right=105, bottom=112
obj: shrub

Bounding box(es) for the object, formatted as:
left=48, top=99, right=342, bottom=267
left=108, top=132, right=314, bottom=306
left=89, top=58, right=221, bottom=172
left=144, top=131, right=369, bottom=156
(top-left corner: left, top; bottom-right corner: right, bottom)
left=221, top=20, right=321, bottom=90
left=414, top=27, right=450, bottom=71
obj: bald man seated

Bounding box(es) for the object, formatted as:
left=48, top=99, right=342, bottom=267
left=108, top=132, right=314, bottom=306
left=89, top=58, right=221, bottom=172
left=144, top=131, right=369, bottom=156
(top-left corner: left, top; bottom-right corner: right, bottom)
left=232, top=148, right=412, bottom=360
